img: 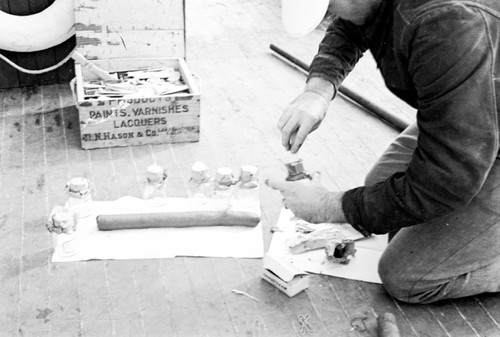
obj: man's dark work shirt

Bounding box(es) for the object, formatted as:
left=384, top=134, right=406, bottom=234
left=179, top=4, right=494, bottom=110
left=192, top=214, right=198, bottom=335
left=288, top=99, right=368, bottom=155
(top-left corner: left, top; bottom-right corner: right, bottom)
left=308, top=0, right=500, bottom=235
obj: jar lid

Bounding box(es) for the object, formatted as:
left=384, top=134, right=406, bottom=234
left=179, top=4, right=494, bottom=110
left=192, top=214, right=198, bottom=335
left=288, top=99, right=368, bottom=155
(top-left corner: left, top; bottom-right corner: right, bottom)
left=146, top=164, right=168, bottom=183
left=215, top=167, right=234, bottom=186
left=49, top=210, right=76, bottom=233
left=239, top=165, right=259, bottom=183
left=52, top=212, right=74, bottom=228
left=190, top=161, right=210, bottom=184
left=67, top=177, right=90, bottom=193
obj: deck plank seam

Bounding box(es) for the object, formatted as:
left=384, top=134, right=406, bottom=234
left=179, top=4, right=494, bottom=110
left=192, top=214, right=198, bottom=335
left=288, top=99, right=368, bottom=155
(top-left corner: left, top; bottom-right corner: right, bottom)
left=16, top=95, right=26, bottom=336
left=108, top=148, right=148, bottom=336
left=475, top=296, right=500, bottom=331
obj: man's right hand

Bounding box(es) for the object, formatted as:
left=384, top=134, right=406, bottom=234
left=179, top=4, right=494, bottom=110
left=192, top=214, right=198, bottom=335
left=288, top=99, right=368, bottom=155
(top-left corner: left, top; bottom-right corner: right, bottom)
left=277, top=78, right=334, bottom=153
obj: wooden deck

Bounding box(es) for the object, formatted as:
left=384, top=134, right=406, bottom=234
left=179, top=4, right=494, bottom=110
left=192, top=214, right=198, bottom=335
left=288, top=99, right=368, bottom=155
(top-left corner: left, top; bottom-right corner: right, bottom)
left=1, top=0, right=499, bottom=336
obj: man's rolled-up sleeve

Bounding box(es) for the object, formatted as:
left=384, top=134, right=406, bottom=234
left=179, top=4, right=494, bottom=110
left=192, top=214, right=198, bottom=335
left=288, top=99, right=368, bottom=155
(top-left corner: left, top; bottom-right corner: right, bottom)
left=308, top=18, right=367, bottom=92
left=342, top=6, right=499, bottom=235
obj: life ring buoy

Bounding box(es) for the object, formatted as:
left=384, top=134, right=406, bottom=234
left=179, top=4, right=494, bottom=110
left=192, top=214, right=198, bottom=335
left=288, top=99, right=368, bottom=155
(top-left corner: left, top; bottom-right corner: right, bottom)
left=281, top=0, right=329, bottom=36
left=0, top=0, right=75, bottom=52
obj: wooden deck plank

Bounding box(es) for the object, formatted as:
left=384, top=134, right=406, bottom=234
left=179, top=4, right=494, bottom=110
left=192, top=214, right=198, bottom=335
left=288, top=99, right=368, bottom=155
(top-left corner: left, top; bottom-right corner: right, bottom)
left=153, top=143, right=191, bottom=199
left=78, top=261, right=114, bottom=337
left=237, top=259, right=306, bottom=337
left=450, top=296, right=500, bottom=336
left=134, top=260, right=178, bottom=336
left=40, top=85, right=71, bottom=205
left=107, top=146, right=142, bottom=199
left=306, top=276, right=361, bottom=337
left=184, top=258, right=239, bottom=336
left=474, top=293, right=500, bottom=332
left=18, top=89, right=53, bottom=337
left=326, top=277, right=381, bottom=336
left=126, top=143, right=179, bottom=337
left=50, top=87, right=115, bottom=337
left=395, top=301, right=451, bottom=337
left=211, top=258, right=269, bottom=337
left=85, top=144, right=148, bottom=337
left=427, top=300, right=482, bottom=337
left=41, top=85, right=83, bottom=337
left=0, top=93, right=24, bottom=336
left=0, top=101, right=26, bottom=337
left=0, top=228, right=23, bottom=335
left=159, top=258, right=206, bottom=337
left=106, top=260, right=146, bottom=336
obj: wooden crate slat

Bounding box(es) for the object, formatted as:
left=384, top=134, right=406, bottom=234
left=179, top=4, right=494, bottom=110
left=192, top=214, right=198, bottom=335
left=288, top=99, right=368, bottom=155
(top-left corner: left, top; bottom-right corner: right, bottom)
left=75, top=0, right=184, bottom=30
left=76, top=30, right=185, bottom=60
left=75, top=0, right=186, bottom=61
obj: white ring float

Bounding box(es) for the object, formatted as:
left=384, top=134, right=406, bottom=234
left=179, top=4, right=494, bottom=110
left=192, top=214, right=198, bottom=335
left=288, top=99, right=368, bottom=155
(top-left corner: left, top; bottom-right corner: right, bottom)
left=281, top=0, right=329, bottom=36
left=0, top=0, right=75, bottom=52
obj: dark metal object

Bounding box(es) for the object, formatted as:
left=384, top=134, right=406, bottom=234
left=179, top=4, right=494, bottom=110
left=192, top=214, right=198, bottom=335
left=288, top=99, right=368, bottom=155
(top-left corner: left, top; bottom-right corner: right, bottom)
left=285, top=159, right=312, bottom=181
left=269, top=43, right=409, bottom=132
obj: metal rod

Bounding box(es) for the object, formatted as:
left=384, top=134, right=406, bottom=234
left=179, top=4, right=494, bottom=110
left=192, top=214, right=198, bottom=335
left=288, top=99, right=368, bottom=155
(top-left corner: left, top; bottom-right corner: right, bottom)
left=269, top=43, right=409, bottom=132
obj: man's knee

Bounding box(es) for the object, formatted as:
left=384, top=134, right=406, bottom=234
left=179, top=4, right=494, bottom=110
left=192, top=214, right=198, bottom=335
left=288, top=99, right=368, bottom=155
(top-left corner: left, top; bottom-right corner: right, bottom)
left=378, top=251, right=448, bottom=304
left=378, top=253, right=418, bottom=303
left=379, top=244, right=500, bottom=304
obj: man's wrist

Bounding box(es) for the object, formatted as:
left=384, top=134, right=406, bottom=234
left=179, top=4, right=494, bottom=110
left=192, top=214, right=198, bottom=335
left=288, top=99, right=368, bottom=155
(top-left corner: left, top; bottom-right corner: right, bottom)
left=304, top=89, right=330, bottom=108
left=332, top=191, right=347, bottom=222
left=322, top=191, right=347, bottom=223
left=305, top=77, right=336, bottom=102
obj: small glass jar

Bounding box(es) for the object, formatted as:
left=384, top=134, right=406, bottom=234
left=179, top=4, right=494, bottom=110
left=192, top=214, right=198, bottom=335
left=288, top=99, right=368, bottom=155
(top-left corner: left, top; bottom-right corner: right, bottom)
left=235, top=165, right=260, bottom=208
left=188, top=161, right=213, bottom=204
left=213, top=166, right=236, bottom=206
left=65, top=177, right=93, bottom=218
left=46, top=207, right=79, bottom=257
left=143, top=164, right=168, bottom=204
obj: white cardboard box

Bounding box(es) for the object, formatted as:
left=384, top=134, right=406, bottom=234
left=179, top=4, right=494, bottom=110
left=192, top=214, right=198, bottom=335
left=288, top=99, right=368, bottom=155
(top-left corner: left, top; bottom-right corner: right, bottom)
left=262, top=254, right=310, bottom=297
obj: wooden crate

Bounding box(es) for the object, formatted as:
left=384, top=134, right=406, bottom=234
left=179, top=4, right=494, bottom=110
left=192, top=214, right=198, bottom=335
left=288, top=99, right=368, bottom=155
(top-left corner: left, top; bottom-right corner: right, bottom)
left=73, top=0, right=200, bottom=149
left=74, top=58, right=200, bottom=149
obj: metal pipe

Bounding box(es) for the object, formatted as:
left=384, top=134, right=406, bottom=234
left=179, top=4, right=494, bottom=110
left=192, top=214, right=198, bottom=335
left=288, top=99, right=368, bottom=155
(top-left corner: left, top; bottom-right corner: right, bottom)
left=269, top=43, right=409, bottom=132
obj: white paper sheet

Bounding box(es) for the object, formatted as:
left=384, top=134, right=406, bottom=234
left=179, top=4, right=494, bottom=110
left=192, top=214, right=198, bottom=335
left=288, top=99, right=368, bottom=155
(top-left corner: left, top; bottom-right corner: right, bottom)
left=267, top=208, right=387, bottom=284
left=51, top=196, right=264, bottom=262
